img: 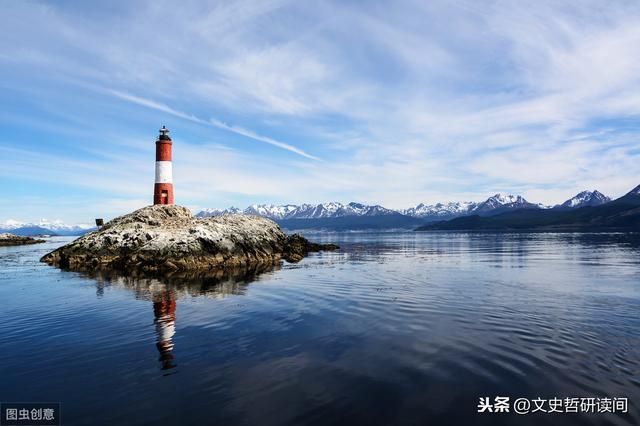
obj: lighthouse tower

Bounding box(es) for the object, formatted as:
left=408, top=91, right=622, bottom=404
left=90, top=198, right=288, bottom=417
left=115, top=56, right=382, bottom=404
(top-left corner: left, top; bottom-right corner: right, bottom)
left=153, top=126, right=174, bottom=205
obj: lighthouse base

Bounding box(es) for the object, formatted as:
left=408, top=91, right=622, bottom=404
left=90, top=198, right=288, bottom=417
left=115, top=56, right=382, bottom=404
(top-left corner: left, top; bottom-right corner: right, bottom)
left=39, top=205, right=340, bottom=275
left=154, top=183, right=174, bottom=205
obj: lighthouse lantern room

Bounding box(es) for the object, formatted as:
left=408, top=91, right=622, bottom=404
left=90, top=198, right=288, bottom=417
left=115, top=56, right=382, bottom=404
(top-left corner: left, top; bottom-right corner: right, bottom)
left=153, top=126, right=174, bottom=205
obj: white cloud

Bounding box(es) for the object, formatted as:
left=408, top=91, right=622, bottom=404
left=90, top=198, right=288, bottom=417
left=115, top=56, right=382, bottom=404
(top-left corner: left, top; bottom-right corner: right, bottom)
left=209, top=119, right=319, bottom=160
left=1, top=0, right=640, bottom=220
left=106, top=89, right=318, bottom=159
left=107, top=89, right=207, bottom=124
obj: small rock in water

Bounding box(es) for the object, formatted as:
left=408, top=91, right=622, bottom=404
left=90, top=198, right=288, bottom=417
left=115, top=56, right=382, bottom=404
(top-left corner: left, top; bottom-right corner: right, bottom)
left=0, top=233, right=45, bottom=246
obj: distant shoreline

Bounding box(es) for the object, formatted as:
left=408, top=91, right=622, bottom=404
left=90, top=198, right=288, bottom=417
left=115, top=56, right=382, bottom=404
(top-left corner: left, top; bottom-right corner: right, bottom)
left=415, top=228, right=640, bottom=234
left=0, top=233, right=46, bottom=246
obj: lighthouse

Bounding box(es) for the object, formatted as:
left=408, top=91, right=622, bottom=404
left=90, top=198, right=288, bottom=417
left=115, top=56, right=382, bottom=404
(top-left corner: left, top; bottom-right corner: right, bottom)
left=153, top=126, right=174, bottom=205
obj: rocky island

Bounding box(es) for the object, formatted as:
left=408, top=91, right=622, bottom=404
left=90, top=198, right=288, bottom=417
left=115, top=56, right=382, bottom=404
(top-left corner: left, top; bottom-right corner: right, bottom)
left=0, top=233, right=45, bottom=246
left=41, top=205, right=338, bottom=273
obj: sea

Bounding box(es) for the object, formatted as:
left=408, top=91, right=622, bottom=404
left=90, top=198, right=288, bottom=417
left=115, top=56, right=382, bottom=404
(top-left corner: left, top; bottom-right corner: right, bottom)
left=1, top=232, right=639, bottom=426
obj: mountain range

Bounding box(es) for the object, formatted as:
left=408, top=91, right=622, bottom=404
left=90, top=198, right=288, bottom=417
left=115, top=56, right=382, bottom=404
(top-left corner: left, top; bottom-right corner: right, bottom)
left=198, top=202, right=399, bottom=220
left=0, top=219, right=95, bottom=236
left=196, top=190, right=614, bottom=230
left=2, top=189, right=626, bottom=235
left=198, top=202, right=422, bottom=230
left=416, top=186, right=640, bottom=232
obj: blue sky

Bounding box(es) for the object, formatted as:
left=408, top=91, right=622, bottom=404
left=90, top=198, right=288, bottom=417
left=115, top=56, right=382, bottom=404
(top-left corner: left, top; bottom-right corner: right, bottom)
left=1, top=0, right=640, bottom=224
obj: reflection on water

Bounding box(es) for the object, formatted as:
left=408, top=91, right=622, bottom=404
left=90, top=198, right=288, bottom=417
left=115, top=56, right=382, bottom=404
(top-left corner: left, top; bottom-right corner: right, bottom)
left=76, top=261, right=282, bottom=298
left=85, top=263, right=283, bottom=372
left=154, top=289, right=177, bottom=371
left=1, top=233, right=640, bottom=426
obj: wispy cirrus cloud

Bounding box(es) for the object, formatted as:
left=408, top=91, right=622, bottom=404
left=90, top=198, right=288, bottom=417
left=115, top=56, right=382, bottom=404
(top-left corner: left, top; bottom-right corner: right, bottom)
left=106, top=89, right=206, bottom=124
left=208, top=119, right=319, bottom=160
left=106, top=89, right=318, bottom=160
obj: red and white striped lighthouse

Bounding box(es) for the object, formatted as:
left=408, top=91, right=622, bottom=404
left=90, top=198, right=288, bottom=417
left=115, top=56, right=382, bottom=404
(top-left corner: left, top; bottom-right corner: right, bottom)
left=153, top=126, right=174, bottom=205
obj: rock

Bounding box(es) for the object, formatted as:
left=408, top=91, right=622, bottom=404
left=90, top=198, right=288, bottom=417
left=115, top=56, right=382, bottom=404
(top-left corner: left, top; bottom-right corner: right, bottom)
left=284, top=234, right=340, bottom=262
left=0, top=233, right=46, bottom=246
left=40, top=205, right=338, bottom=273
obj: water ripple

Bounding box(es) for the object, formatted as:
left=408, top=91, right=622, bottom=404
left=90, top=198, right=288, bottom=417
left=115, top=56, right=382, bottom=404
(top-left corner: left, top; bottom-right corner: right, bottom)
left=1, top=233, right=640, bottom=425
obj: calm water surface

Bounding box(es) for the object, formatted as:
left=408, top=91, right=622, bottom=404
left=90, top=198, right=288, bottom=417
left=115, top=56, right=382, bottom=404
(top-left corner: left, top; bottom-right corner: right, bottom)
left=1, top=232, right=639, bottom=426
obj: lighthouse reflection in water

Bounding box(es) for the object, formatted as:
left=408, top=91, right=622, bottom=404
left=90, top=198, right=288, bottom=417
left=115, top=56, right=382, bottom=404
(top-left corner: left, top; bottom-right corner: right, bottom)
left=153, top=290, right=177, bottom=371
left=85, top=264, right=279, bottom=372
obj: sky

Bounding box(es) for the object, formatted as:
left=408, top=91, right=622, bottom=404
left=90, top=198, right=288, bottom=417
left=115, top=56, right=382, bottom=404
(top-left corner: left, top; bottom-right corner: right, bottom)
left=1, top=0, right=640, bottom=224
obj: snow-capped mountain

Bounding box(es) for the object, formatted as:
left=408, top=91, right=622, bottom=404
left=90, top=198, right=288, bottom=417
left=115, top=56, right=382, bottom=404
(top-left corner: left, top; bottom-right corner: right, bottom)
left=471, top=193, right=541, bottom=215
left=199, top=195, right=544, bottom=225
left=197, top=202, right=398, bottom=220
left=197, top=188, right=625, bottom=230
left=402, top=194, right=542, bottom=220
left=419, top=183, right=640, bottom=232
left=289, top=202, right=396, bottom=219
left=196, top=207, right=244, bottom=217
left=0, top=219, right=95, bottom=236
left=243, top=204, right=299, bottom=219
left=402, top=201, right=478, bottom=218
left=556, top=190, right=611, bottom=209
